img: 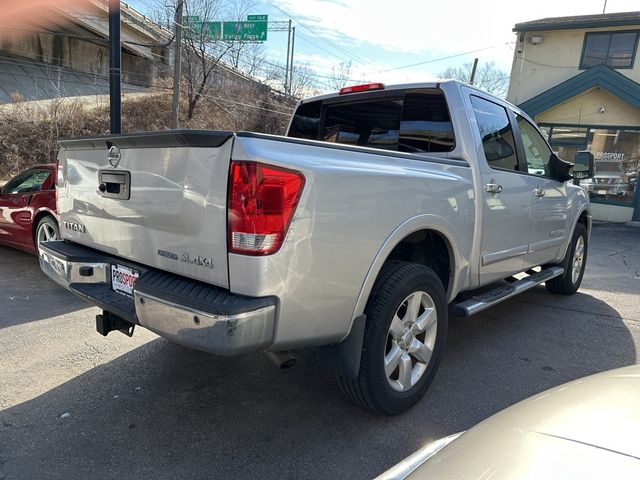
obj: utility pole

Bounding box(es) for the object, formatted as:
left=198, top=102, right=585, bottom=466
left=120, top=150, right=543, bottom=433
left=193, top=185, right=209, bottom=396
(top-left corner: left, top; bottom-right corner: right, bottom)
left=171, top=0, right=184, bottom=129
left=288, top=26, right=296, bottom=96
left=284, top=19, right=292, bottom=96
left=108, top=0, right=122, bottom=134
left=602, top=0, right=607, bottom=14
left=469, top=57, right=479, bottom=85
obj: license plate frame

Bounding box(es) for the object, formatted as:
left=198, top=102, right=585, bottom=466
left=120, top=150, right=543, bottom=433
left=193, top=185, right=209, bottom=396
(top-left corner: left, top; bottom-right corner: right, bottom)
left=111, top=264, right=140, bottom=298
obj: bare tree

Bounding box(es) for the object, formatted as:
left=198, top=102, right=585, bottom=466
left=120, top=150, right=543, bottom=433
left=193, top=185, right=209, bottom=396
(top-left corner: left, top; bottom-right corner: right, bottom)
left=178, top=0, right=265, bottom=119
left=290, top=63, right=322, bottom=98
left=224, top=42, right=266, bottom=76
left=328, top=60, right=352, bottom=91
left=181, top=0, right=231, bottom=119
left=147, top=0, right=271, bottom=116
left=263, top=60, right=319, bottom=98
left=438, top=61, right=509, bottom=98
left=222, top=0, right=266, bottom=74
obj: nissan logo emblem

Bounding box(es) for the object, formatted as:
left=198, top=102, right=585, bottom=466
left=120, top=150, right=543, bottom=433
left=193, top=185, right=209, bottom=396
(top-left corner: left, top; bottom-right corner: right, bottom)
left=108, top=145, right=121, bottom=168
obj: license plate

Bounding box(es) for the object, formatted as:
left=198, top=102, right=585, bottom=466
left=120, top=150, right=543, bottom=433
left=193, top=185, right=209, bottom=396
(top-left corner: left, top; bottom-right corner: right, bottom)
left=111, top=264, right=139, bottom=297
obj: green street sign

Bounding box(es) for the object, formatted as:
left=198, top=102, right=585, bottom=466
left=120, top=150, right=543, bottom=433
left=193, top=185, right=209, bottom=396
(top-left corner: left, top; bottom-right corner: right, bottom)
left=222, top=21, right=268, bottom=41
left=247, top=14, right=268, bottom=21
left=207, top=22, right=222, bottom=39
left=184, top=16, right=203, bottom=39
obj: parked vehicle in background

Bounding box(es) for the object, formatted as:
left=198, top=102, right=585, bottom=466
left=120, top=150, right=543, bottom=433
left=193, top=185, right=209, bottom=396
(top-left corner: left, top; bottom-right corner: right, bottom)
left=375, top=364, right=640, bottom=479
left=0, top=164, right=58, bottom=254
left=39, top=80, right=595, bottom=415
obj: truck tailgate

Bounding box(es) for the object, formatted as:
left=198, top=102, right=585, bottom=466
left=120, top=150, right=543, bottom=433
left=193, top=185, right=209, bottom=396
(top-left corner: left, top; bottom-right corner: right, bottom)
left=57, top=130, right=234, bottom=289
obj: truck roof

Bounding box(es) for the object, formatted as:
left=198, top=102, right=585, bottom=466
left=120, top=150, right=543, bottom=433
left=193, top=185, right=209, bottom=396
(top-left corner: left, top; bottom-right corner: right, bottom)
left=297, top=79, right=475, bottom=105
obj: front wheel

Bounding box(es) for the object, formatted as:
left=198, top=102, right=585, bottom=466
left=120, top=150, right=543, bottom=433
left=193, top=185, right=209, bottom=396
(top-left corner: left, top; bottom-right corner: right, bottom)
left=546, top=223, right=588, bottom=295
left=337, top=262, right=448, bottom=415
left=35, top=215, right=60, bottom=254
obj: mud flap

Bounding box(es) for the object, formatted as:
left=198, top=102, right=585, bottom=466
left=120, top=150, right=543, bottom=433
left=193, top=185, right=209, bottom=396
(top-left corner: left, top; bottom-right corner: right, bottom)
left=319, top=314, right=366, bottom=379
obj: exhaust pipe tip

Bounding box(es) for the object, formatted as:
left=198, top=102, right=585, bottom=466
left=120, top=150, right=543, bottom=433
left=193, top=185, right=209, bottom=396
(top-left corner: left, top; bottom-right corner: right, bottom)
left=266, top=351, right=297, bottom=369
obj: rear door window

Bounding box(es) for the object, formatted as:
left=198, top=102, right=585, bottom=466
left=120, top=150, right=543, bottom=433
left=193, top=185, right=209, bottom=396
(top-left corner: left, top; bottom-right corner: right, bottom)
left=400, top=91, right=455, bottom=153
left=470, top=95, right=519, bottom=172
left=288, top=101, right=321, bottom=140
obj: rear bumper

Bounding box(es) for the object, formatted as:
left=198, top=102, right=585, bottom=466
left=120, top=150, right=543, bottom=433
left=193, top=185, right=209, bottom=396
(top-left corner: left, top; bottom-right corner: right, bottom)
left=39, top=241, right=277, bottom=355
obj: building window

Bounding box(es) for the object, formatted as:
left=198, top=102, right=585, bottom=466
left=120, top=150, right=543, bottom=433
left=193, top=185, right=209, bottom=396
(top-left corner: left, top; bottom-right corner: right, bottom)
left=545, top=125, right=640, bottom=206
left=580, top=31, right=639, bottom=69
left=584, top=129, right=640, bottom=204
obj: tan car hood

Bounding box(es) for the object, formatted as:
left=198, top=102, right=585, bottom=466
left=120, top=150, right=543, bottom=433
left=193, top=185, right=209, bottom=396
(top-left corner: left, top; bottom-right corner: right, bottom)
left=410, top=365, right=640, bottom=479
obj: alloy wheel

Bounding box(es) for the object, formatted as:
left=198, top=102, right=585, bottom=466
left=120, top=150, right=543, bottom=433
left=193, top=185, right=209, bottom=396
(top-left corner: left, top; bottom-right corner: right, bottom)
left=384, top=291, right=438, bottom=392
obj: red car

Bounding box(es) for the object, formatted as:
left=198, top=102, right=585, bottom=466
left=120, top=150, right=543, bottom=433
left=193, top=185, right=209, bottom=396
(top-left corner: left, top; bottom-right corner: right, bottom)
left=0, top=164, right=59, bottom=255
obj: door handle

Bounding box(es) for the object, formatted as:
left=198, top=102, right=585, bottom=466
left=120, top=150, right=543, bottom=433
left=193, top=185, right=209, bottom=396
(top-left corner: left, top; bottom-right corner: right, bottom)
left=533, top=187, right=545, bottom=198
left=485, top=183, right=503, bottom=194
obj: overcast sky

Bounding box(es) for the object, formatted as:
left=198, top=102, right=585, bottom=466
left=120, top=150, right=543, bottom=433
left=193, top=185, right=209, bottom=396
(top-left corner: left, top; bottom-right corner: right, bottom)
left=254, top=0, right=640, bottom=88
left=129, top=0, right=640, bottom=91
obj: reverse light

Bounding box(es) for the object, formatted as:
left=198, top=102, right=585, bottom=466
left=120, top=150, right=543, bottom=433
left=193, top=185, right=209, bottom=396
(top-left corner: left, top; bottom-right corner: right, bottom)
left=339, top=82, right=385, bottom=95
left=228, top=161, right=305, bottom=256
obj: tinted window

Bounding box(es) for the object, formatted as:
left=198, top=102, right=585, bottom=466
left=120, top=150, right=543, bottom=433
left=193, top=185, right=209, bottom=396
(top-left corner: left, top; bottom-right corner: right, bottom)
left=400, top=92, right=455, bottom=153
left=323, top=97, right=402, bottom=150
left=288, top=89, right=456, bottom=154
left=470, top=96, right=519, bottom=171
left=516, top=114, right=554, bottom=177
left=288, top=101, right=321, bottom=140
left=581, top=31, right=638, bottom=69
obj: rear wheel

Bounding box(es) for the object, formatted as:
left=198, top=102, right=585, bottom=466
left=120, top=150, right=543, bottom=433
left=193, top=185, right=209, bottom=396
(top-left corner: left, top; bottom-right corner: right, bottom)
left=35, top=215, right=59, bottom=254
left=337, top=262, right=448, bottom=415
left=546, top=223, right=588, bottom=295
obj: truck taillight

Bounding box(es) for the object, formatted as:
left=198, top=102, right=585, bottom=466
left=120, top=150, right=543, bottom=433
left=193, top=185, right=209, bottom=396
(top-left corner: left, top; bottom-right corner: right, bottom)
left=55, top=160, right=62, bottom=207
left=339, top=82, right=385, bottom=95
left=228, top=161, right=305, bottom=256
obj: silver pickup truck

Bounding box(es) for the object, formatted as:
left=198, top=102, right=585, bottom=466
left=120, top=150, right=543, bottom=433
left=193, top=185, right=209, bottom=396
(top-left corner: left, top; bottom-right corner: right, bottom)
left=39, top=80, right=595, bottom=415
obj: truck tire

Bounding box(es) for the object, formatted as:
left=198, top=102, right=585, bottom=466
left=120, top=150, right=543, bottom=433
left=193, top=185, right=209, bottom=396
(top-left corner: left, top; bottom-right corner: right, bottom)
left=337, top=262, right=447, bottom=415
left=35, top=215, right=60, bottom=255
left=546, top=223, right=588, bottom=295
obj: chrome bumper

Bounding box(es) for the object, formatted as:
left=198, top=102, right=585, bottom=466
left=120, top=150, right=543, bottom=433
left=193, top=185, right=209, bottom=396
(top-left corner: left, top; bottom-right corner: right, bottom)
left=39, top=241, right=277, bottom=355
left=133, top=291, right=276, bottom=355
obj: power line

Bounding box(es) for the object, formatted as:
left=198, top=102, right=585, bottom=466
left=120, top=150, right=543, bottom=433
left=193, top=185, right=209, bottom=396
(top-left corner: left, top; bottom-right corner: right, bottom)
left=266, top=2, right=373, bottom=68
left=376, top=42, right=515, bottom=73
left=180, top=85, right=294, bottom=116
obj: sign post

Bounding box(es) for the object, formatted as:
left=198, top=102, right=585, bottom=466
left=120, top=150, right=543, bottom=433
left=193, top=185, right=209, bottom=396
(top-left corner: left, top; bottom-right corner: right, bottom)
left=108, top=0, right=121, bottom=134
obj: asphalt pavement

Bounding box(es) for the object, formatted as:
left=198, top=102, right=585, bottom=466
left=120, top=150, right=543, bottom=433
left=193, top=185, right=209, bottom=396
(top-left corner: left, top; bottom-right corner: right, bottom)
left=1, top=224, right=639, bottom=479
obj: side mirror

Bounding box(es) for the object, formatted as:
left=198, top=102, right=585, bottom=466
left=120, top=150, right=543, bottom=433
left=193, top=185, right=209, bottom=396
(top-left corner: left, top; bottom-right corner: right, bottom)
left=548, top=153, right=574, bottom=183
left=573, top=151, right=595, bottom=179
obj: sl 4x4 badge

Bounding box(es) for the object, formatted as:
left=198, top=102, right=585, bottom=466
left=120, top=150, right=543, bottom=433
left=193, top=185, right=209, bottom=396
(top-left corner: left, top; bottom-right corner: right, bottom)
left=181, top=252, right=214, bottom=269
left=157, top=249, right=214, bottom=270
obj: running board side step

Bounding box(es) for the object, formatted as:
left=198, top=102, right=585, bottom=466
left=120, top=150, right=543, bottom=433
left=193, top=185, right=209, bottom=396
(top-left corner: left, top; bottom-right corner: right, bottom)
left=451, top=266, right=564, bottom=317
